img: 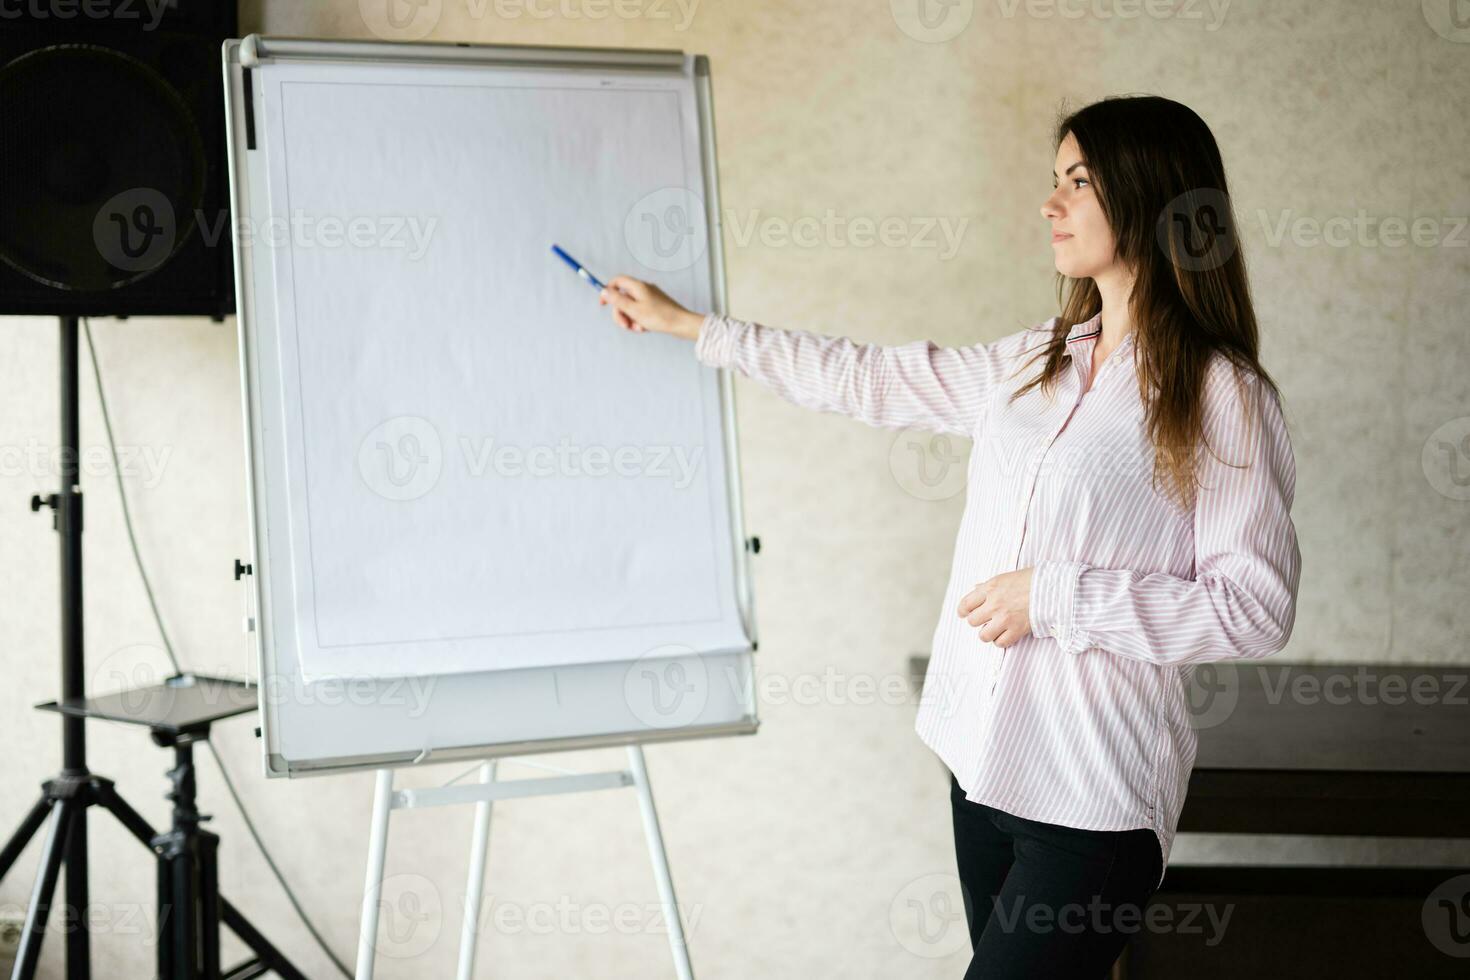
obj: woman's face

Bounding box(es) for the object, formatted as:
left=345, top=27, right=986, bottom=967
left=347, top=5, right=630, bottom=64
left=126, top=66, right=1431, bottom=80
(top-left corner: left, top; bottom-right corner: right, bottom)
left=1041, top=132, right=1117, bottom=280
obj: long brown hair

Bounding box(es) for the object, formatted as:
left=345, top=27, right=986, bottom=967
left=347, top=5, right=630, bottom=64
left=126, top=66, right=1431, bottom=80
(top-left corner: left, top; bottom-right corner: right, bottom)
left=1010, top=95, right=1282, bottom=513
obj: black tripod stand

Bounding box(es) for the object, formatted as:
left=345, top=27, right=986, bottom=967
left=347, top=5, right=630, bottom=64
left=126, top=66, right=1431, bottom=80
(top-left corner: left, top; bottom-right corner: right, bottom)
left=0, top=315, right=307, bottom=980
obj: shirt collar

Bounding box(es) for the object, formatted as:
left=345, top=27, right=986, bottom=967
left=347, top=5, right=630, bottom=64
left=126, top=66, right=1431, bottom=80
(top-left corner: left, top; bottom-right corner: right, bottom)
left=1064, top=311, right=1105, bottom=345
left=1064, top=313, right=1136, bottom=389
left=1065, top=312, right=1135, bottom=355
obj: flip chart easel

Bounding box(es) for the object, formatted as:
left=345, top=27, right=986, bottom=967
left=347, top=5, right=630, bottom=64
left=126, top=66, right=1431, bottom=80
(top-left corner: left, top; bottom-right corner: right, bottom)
left=221, top=34, right=755, bottom=980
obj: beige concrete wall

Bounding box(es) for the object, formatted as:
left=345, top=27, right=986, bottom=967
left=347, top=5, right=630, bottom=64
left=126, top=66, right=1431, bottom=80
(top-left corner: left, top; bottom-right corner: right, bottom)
left=2, top=0, right=1468, bottom=976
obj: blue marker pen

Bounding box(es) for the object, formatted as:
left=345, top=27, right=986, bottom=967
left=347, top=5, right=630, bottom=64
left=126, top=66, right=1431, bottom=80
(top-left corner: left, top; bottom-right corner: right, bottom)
left=550, top=244, right=607, bottom=291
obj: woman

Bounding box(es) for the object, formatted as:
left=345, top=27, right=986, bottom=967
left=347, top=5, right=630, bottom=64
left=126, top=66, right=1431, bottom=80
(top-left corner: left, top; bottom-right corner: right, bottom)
left=599, top=95, right=1302, bottom=978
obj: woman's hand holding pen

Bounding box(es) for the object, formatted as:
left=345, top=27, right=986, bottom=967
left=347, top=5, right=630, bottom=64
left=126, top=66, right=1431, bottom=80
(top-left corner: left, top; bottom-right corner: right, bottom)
left=957, top=568, right=1035, bottom=649
left=599, top=276, right=705, bottom=341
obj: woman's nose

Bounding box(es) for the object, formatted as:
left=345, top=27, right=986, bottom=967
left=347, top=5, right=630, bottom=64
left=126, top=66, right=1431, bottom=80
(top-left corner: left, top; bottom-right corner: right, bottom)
left=1042, top=187, right=1070, bottom=221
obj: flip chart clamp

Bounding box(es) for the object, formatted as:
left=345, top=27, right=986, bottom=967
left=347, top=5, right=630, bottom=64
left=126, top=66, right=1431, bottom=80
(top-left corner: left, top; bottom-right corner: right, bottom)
left=355, top=746, right=695, bottom=980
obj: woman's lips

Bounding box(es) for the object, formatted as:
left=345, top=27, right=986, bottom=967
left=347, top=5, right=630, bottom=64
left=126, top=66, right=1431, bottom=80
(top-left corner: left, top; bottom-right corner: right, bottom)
left=1051, top=232, right=1073, bottom=243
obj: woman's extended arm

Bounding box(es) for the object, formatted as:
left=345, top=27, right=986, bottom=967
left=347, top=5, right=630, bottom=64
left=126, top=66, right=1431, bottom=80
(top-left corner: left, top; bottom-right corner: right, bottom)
left=600, top=275, right=1030, bottom=438
left=695, top=314, right=1035, bottom=437
left=1027, top=358, right=1303, bottom=668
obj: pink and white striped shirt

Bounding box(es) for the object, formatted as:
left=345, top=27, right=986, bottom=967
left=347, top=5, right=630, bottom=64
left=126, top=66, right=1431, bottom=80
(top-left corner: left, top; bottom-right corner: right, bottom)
left=694, top=308, right=1301, bottom=889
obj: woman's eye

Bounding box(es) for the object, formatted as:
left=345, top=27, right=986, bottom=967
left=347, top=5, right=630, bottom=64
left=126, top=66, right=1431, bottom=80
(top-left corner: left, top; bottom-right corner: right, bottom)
left=1074, top=177, right=1089, bottom=188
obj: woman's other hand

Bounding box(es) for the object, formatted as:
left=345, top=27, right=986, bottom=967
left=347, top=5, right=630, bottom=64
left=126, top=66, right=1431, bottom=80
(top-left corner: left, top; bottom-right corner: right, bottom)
left=599, top=276, right=705, bottom=341
left=957, top=567, right=1035, bottom=649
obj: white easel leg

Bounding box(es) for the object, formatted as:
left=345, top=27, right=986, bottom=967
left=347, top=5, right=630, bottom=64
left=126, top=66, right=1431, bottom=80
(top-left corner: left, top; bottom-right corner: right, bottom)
left=355, top=768, right=395, bottom=980
left=456, top=759, right=499, bottom=980
left=627, top=745, right=695, bottom=980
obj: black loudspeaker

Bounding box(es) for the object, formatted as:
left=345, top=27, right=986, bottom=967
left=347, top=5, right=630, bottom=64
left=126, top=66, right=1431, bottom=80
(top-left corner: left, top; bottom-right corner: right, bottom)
left=0, top=2, right=238, bottom=318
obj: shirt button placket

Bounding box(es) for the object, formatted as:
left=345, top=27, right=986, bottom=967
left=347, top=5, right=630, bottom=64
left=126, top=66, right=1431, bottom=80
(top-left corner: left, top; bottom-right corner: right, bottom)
left=990, top=373, right=1086, bottom=697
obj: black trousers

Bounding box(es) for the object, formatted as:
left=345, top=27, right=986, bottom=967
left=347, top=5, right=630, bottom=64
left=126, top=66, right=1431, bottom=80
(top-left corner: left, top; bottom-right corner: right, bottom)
left=949, top=772, right=1163, bottom=979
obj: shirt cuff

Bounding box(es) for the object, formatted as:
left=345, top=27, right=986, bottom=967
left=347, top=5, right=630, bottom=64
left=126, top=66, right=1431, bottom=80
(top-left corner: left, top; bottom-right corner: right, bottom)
left=693, top=312, right=740, bottom=368
left=1030, top=560, right=1087, bottom=651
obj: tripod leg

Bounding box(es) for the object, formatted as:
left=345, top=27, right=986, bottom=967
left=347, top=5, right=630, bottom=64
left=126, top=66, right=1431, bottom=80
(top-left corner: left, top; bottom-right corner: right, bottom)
left=93, top=780, right=159, bottom=849
left=156, top=828, right=174, bottom=980
left=0, top=795, right=51, bottom=882
left=355, top=769, right=394, bottom=980
left=63, top=798, right=90, bottom=979
left=219, top=898, right=310, bottom=980
left=11, top=800, right=72, bottom=980
left=628, top=745, right=695, bottom=980
left=200, top=832, right=221, bottom=980
left=168, top=836, right=197, bottom=980
left=455, top=759, right=498, bottom=980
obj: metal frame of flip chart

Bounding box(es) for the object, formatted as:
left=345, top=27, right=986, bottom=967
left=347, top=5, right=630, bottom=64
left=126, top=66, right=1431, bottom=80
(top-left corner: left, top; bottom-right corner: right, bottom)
left=222, top=34, right=755, bottom=980
left=355, top=751, right=697, bottom=980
